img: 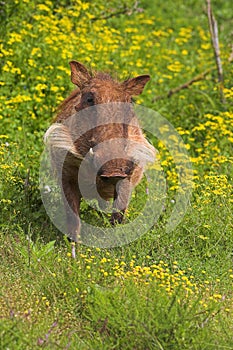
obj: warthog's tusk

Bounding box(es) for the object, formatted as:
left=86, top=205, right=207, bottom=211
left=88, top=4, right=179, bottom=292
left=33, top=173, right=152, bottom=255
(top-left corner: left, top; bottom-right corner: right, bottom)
left=44, top=123, right=83, bottom=160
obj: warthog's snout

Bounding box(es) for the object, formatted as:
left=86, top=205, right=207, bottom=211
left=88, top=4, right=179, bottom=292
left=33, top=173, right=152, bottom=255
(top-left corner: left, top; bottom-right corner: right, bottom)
left=100, top=173, right=128, bottom=185
left=97, top=158, right=135, bottom=183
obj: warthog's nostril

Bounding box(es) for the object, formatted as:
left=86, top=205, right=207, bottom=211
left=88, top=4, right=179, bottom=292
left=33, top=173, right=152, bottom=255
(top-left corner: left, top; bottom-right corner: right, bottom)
left=97, top=168, right=103, bottom=177
left=100, top=176, right=110, bottom=183
left=100, top=173, right=128, bottom=185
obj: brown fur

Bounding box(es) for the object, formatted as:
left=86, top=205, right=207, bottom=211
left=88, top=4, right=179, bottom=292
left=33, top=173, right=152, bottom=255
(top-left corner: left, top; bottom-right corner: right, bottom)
left=45, top=61, right=155, bottom=241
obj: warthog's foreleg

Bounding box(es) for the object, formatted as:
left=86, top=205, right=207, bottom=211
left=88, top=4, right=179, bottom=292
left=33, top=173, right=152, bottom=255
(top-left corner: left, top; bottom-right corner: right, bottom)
left=61, top=174, right=81, bottom=242
left=110, top=178, right=132, bottom=225
left=44, top=123, right=83, bottom=244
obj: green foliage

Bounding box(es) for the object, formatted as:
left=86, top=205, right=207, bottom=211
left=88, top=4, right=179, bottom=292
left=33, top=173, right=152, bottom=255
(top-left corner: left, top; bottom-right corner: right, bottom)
left=0, top=0, right=233, bottom=349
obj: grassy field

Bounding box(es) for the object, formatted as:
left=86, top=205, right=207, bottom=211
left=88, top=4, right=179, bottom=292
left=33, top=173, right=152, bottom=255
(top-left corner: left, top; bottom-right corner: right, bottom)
left=1, top=0, right=233, bottom=349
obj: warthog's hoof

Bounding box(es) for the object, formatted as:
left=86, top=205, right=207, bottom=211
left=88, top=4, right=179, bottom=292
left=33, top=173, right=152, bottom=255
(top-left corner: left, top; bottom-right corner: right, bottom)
left=110, top=212, right=124, bottom=225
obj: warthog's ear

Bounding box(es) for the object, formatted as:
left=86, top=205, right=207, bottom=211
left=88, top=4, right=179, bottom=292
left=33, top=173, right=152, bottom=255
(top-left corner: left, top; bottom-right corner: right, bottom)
left=123, top=75, right=150, bottom=96
left=69, top=61, right=91, bottom=88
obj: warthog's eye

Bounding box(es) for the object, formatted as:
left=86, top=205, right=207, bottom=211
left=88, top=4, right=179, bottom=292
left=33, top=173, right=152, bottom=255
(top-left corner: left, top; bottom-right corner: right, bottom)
left=83, top=92, right=95, bottom=106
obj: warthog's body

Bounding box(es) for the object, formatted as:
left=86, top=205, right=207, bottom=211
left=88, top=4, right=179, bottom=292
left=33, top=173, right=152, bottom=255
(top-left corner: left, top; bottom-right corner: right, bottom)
left=45, top=61, right=155, bottom=241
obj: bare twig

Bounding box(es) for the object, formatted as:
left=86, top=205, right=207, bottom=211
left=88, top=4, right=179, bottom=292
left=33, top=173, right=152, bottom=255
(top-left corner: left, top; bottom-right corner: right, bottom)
left=206, top=0, right=225, bottom=103
left=91, top=1, right=142, bottom=21
left=228, top=44, right=233, bottom=62
left=152, top=69, right=212, bottom=102
left=91, top=6, right=128, bottom=21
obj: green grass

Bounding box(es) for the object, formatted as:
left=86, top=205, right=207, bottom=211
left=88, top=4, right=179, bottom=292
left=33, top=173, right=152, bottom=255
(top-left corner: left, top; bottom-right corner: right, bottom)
left=1, top=0, right=233, bottom=349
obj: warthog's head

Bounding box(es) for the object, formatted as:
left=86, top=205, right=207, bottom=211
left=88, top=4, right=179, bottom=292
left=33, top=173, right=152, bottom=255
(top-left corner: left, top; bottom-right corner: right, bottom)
left=66, top=61, right=153, bottom=184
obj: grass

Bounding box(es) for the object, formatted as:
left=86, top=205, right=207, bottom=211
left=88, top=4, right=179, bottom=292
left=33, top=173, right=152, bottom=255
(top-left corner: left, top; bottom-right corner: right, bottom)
left=0, top=0, right=233, bottom=349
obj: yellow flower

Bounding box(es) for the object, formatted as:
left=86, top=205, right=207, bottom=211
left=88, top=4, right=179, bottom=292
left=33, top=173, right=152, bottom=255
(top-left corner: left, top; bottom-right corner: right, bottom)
left=50, top=86, right=59, bottom=92
left=38, top=4, right=51, bottom=12
left=8, top=33, right=22, bottom=45
left=28, top=59, right=36, bottom=67
left=198, top=235, right=209, bottom=240
left=35, top=83, right=48, bottom=91
left=201, top=43, right=211, bottom=50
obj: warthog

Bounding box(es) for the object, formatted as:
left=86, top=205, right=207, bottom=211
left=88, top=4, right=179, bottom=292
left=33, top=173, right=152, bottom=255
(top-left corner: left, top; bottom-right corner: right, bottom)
left=44, top=61, right=155, bottom=242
